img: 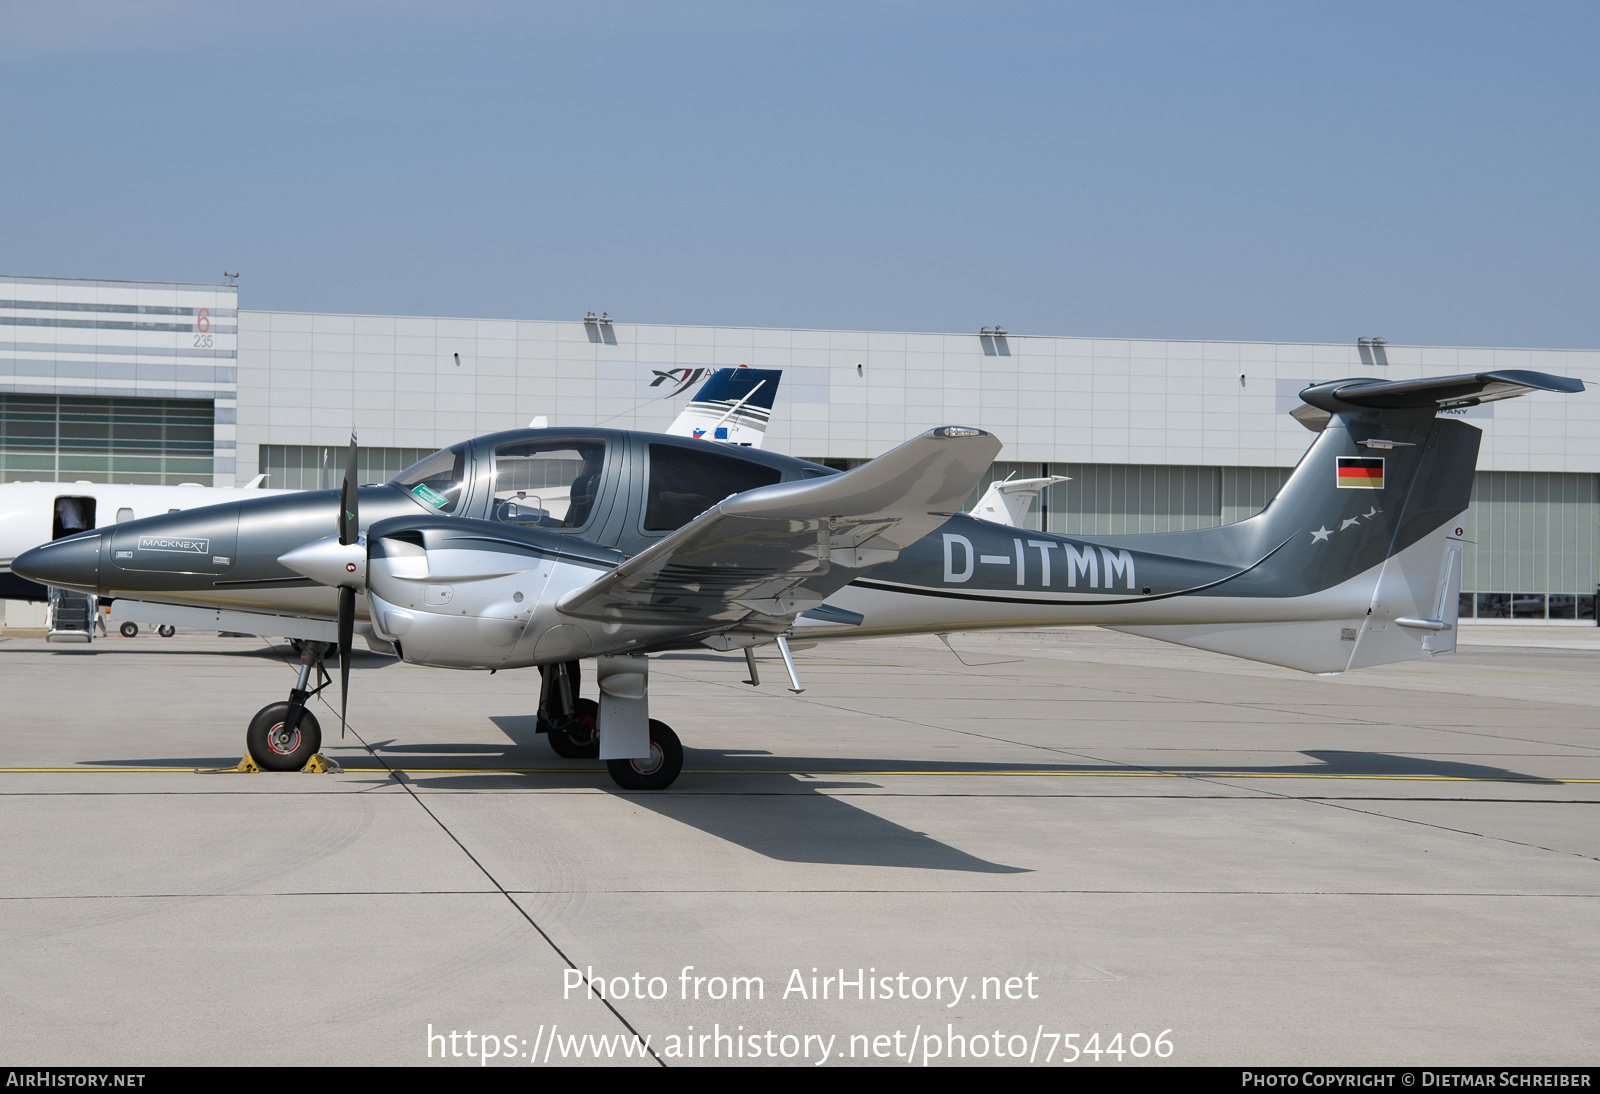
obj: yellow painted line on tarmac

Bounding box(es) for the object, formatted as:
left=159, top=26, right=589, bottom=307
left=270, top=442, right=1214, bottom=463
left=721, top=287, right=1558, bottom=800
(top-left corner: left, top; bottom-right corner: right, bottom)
left=0, top=767, right=1596, bottom=783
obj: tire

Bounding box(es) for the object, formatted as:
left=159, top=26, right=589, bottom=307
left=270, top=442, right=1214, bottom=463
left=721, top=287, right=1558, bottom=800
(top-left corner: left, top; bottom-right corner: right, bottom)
left=157, top=625, right=175, bottom=638
left=119, top=622, right=138, bottom=638
left=246, top=702, right=322, bottom=772
left=545, top=698, right=599, bottom=759
left=606, top=720, right=682, bottom=790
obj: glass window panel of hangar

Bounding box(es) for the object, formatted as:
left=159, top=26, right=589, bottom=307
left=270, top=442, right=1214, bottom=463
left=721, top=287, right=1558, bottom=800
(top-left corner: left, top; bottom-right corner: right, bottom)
left=0, top=394, right=214, bottom=485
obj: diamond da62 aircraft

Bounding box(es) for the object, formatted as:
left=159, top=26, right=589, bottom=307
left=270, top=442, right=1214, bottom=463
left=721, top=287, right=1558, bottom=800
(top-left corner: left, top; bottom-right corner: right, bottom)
left=13, top=368, right=1581, bottom=789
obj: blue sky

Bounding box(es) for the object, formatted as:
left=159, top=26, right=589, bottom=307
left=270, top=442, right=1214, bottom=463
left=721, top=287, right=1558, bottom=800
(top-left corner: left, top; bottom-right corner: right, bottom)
left=3, top=1, right=1597, bottom=346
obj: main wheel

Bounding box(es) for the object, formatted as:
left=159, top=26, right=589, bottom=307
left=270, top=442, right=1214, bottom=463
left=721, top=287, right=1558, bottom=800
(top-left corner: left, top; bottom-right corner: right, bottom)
left=157, top=625, right=175, bottom=638
left=606, top=720, right=682, bottom=790
left=246, top=702, right=323, bottom=772
left=545, top=698, right=599, bottom=759
left=119, top=622, right=138, bottom=638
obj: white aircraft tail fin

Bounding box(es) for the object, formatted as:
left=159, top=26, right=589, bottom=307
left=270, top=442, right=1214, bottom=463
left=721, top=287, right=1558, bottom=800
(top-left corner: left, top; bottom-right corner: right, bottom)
left=667, top=368, right=782, bottom=448
left=969, top=474, right=1071, bottom=527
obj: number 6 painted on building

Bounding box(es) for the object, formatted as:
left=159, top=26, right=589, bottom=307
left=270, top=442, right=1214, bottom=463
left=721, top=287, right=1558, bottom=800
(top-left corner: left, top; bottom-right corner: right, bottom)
left=197, top=308, right=210, bottom=333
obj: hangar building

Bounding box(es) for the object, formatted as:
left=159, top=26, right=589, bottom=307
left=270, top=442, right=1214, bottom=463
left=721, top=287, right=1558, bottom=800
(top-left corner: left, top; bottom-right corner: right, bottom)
left=5, top=274, right=1598, bottom=624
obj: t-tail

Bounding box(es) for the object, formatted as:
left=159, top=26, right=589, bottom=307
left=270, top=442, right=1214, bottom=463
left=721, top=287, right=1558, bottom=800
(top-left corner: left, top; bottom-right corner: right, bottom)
left=667, top=367, right=782, bottom=448
left=834, top=370, right=1582, bottom=674
left=1105, top=370, right=1584, bottom=672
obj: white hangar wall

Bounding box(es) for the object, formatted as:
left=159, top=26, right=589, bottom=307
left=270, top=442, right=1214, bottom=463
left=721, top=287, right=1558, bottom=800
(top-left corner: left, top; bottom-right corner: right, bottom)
left=232, top=310, right=1600, bottom=474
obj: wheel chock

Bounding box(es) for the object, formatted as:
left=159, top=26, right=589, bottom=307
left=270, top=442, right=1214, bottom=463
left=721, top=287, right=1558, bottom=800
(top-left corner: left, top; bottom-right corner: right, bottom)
left=302, top=753, right=343, bottom=774
left=194, top=756, right=261, bottom=774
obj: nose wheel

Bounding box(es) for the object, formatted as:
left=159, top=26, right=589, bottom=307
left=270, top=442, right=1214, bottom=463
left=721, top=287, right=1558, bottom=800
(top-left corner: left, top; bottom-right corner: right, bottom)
left=246, top=702, right=323, bottom=771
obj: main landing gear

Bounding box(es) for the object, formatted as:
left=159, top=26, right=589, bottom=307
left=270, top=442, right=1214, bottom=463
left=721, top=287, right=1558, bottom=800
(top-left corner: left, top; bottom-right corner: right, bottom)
left=537, top=660, right=599, bottom=759
left=538, top=658, right=683, bottom=790
left=246, top=639, right=330, bottom=771
left=607, top=720, right=683, bottom=791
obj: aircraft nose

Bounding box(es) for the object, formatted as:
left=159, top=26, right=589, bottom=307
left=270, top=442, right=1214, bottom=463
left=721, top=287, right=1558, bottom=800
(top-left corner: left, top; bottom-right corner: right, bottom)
left=12, top=531, right=102, bottom=592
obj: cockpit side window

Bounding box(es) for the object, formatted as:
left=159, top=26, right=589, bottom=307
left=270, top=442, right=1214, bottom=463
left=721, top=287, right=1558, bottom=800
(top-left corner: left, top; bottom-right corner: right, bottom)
left=644, top=443, right=782, bottom=532
left=490, top=439, right=607, bottom=530
left=390, top=445, right=468, bottom=514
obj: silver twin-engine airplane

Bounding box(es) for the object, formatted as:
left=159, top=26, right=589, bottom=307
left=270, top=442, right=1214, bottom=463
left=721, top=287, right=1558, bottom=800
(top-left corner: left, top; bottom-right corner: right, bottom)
left=12, top=369, right=1582, bottom=789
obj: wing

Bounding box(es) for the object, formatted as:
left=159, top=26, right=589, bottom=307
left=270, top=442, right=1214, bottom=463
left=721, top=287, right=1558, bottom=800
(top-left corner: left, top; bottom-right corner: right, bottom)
left=555, top=426, right=1001, bottom=630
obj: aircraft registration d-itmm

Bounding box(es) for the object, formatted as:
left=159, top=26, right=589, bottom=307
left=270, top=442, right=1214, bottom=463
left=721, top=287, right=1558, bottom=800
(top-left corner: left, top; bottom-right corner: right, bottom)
left=13, top=369, right=1581, bottom=789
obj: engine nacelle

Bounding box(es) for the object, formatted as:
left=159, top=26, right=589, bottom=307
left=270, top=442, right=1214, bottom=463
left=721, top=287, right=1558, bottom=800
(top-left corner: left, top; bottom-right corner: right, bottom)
left=364, top=516, right=628, bottom=670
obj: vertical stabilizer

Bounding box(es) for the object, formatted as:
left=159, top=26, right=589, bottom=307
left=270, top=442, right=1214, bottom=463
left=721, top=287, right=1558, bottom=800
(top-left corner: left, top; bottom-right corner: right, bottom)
left=666, top=368, right=782, bottom=448
left=1110, top=370, right=1582, bottom=672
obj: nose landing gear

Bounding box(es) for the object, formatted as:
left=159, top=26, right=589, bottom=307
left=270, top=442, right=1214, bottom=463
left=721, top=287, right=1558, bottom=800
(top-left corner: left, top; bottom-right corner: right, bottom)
left=244, top=639, right=335, bottom=772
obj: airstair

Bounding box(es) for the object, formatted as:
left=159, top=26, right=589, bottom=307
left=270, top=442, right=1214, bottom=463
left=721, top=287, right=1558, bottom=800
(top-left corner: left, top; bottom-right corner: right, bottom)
left=45, top=587, right=99, bottom=643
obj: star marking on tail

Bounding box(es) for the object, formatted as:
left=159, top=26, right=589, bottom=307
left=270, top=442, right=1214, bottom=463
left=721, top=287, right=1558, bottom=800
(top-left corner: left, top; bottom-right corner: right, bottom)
left=1311, top=526, right=1332, bottom=543
left=1340, top=517, right=1361, bottom=531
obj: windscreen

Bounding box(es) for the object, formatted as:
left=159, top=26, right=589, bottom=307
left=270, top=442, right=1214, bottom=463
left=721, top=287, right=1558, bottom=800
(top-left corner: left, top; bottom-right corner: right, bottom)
left=490, top=439, right=607, bottom=529
left=390, top=445, right=468, bottom=514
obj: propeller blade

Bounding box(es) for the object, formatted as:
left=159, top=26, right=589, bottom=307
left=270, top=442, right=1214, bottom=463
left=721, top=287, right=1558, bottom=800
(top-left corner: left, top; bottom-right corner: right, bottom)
left=338, top=584, right=355, bottom=739
left=338, top=433, right=359, bottom=546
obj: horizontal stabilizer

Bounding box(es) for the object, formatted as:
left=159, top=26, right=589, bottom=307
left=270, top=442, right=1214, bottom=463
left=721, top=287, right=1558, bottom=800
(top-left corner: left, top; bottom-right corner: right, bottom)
left=1307, top=368, right=1580, bottom=411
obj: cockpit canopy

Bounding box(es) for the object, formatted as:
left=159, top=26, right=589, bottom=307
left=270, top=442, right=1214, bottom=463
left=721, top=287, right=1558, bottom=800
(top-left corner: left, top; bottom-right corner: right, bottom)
left=388, top=428, right=835, bottom=554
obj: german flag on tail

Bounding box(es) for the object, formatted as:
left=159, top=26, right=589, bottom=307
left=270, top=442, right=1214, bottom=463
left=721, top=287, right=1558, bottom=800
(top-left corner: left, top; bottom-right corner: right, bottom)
left=1337, top=456, right=1384, bottom=489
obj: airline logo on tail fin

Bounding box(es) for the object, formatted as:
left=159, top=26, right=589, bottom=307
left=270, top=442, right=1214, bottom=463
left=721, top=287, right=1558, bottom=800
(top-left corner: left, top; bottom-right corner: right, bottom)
left=649, top=368, right=709, bottom=395
left=1336, top=457, right=1384, bottom=489
left=667, top=367, right=782, bottom=449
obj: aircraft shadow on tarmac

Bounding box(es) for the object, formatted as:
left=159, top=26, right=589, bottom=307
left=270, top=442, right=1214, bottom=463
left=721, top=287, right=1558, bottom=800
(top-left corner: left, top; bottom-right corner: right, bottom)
left=69, top=738, right=1559, bottom=873
left=419, top=715, right=1033, bottom=873
left=74, top=734, right=1563, bottom=789
left=1293, top=749, right=1561, bottom=783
